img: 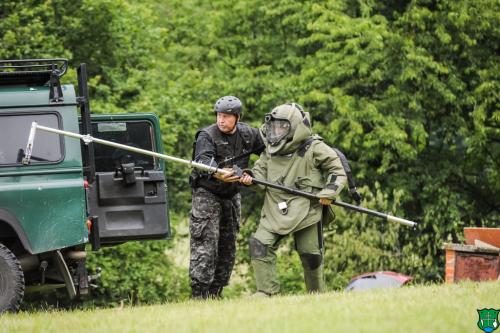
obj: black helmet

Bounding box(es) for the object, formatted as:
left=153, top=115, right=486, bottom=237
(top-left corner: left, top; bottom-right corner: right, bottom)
left=214, top=96, right=243, bottom=117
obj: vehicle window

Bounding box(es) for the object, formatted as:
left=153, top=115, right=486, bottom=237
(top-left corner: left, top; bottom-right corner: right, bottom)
left=0, top=113, right=62, bottom=166
left=92, top=121, right=156, bottom=172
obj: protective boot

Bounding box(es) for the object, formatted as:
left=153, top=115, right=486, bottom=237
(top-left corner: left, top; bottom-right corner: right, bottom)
left=303, top=263, right=325, bottom=293
left=251, top=258, right=280, bottom=295
left=250, top=291, right=270, bottom=298
left=249, top=235, right=280, bottom=295
left=300, top=253, right=325, bottom=293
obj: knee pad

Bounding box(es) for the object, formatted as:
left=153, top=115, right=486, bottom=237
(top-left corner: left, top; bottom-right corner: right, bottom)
left=249, top=236, right=267, bottom=259
left=299, top=253, right=323, bottom=270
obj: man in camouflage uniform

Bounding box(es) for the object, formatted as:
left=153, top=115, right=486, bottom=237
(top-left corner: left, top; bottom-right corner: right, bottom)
left=189, top=96, right=264, bottom=299
left=238, top=103, right=347, bottom=295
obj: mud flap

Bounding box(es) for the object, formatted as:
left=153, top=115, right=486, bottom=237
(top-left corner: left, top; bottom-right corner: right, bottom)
left=53, top=250, right=76, bottom=300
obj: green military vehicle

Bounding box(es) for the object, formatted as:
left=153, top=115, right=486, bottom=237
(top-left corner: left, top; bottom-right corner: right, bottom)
left=0, top=59, right=170, bottom=313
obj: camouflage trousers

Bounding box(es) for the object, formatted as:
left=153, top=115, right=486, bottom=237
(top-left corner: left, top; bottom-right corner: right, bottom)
left=189, top=187, right=241, bottom=298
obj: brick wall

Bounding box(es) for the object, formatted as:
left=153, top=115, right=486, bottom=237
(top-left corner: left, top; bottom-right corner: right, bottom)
left=444, top=244, right=500, bottom=283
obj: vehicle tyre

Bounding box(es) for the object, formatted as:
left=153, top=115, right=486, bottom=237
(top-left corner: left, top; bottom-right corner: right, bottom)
left=0, top=243, right=24, bottom=313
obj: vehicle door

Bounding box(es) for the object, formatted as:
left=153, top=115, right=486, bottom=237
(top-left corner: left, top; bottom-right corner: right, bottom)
left=85, top=114, right=170, bottom=244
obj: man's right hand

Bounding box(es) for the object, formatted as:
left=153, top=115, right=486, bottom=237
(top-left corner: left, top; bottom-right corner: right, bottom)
left=239, top=173, right=253, bottom=185
left=319, top=197, right=333, bottom=206
left=213, top=168, right=240, bottom=182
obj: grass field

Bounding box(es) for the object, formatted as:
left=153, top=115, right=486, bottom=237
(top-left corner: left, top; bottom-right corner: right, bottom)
left=1, top=281, right=498, bottom=333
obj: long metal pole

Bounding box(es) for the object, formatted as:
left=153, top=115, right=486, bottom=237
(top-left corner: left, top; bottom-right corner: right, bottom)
left=25, top=122, right=222, bottom=174
left=249, top=178, right=416, bottom=227
left=25, top=122, right=417, bottom=227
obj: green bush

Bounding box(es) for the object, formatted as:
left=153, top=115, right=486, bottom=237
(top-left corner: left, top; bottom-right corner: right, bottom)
left=85, top=240, right=190, bottom=306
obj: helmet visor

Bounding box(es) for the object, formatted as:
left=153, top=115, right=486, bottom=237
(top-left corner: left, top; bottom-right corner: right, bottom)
left=264, top=115, right=291, bottom=145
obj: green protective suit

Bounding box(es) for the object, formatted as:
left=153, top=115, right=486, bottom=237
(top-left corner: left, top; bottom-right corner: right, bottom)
left=248, top=103, right=347, bottom=295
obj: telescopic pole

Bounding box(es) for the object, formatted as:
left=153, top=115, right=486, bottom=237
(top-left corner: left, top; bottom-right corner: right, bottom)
left=24, top=122, right=417, bottom=228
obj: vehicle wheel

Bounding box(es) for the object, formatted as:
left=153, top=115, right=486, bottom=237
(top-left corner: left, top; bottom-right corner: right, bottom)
left=0, top=243, right=25, bottom=313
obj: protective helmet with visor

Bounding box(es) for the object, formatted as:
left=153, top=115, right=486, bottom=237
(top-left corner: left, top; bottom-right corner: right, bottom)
left=264, top=102, right=306, bottom=146
left=264, top=115, right=291, bottom=146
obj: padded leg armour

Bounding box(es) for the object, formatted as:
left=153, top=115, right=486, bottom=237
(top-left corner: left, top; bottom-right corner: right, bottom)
left=251, top=258, right=280, bottom=295
left=300, top=253, right=325, bottom=293
left=249, top=236, right=267, bottom=259
left=249, top=236, right=279, bottom=295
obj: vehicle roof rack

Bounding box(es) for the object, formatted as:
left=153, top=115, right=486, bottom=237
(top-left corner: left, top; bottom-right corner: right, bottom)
left=0, top=58, right=68, bottom=102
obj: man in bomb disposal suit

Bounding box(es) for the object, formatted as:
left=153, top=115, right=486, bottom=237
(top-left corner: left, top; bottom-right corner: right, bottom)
left=238, top=103, right=347, bottom=295
left=189, top=96, right=264, bottom=299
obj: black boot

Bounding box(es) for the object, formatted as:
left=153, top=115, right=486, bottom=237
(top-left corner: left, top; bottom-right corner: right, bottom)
left=208, top=286, right=223, bottom=299
left=191, top=285, right=210, bottom=299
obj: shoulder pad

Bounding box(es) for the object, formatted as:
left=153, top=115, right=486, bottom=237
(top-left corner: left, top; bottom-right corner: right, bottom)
left=237, top=122, right=252, bottom=135
left=237, top=122, right=255, bottom=143
left=310, top=134, right=324, bottom=141
left=197, top=124, right=220, bottom=142
left=298, top=135, right=321, bottom=157
left=194, top=129, right=203, bottom=141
